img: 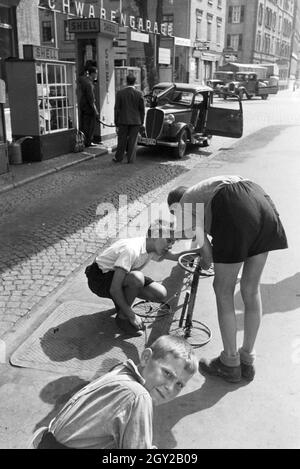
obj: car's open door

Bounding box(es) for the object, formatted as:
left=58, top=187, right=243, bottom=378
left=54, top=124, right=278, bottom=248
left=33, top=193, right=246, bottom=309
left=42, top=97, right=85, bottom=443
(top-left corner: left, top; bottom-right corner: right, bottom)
left=204, top=97, right=243, bottom=138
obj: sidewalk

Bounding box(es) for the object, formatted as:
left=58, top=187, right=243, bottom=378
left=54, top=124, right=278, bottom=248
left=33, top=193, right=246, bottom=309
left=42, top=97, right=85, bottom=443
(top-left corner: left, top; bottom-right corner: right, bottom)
left=0, top=137, right=117, bottom=195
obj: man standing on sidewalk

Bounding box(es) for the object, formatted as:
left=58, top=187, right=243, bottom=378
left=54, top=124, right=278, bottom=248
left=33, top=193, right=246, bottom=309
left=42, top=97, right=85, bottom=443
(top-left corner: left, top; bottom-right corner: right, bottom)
left=113, top=74, right=145, bottom=163
left=78, top=65, right=100, bottom=147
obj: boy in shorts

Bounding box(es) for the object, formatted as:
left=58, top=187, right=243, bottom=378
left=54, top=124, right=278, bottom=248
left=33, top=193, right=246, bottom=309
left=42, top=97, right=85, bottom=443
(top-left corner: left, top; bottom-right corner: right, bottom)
left=168, top=175, right=288, bottom=383
left=85, top=220, right=193, bottom=335
left=30, top=334, right=198, bottom=449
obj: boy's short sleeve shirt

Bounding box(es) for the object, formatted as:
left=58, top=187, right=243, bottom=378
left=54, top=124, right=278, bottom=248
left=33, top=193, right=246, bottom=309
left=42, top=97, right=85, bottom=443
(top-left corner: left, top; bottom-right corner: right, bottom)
left=96, top=237, right=157, bottom=273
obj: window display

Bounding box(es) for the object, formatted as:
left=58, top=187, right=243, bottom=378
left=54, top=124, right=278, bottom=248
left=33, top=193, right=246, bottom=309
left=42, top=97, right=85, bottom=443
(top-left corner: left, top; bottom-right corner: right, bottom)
left=36, top=62, right=74, bottom=134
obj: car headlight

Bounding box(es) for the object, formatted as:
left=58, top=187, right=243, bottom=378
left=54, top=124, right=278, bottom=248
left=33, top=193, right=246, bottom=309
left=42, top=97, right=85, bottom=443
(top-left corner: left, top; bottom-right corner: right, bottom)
left=164, top=114, right=175, bottom=124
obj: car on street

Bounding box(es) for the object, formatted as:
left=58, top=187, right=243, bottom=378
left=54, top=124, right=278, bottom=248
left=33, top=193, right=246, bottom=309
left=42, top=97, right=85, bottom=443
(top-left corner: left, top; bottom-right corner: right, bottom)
left=206, top=79, right=225, bottom=97
left=222, top=72, right=279, bottom=100
left=138, top=82, right=243, bottom=158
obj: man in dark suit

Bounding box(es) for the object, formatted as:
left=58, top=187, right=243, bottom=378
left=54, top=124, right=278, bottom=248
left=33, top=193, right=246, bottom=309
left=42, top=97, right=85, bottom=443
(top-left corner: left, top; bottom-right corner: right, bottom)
left=113, top=74, right=145, bottom=163
left=79, top=66, right=100, bottom=147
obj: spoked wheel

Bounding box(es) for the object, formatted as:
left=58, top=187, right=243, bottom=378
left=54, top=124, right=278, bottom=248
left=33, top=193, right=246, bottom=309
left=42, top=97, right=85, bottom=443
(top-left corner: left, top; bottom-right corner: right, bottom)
left=174, top=129, right=188, bottom=159
left=170, top=319, right=212, bottom=348
left=178, top=252, right=214, bottom=276
left=132, top=300, right=172, bottom=323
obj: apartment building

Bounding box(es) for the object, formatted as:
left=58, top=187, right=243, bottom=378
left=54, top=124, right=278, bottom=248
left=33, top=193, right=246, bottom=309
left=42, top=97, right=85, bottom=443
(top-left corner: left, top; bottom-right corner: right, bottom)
left=290, top=0, right=300, bottom=86
left=189, top=0, right=227, bottom=84
left=225, top=0, right=295, bottom=88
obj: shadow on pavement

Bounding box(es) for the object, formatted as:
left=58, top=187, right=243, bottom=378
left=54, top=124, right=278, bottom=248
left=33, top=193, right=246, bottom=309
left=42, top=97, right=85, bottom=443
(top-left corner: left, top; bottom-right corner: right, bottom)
left=146, top=264, right=188, bottom=346
left=34, top=375, right=90, bottom=431
left=235, top=272, right=300, bottom=331
left=214, top=125, right=290, bottom=163
left=153, top=376, right=248, bottom=449
left=40, top=307, right=141, bottom=365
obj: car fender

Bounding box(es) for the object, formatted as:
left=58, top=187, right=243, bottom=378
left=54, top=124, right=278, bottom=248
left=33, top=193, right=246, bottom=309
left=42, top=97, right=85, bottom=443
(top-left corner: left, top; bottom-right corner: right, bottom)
left=169, top=122, right=191, bottom=139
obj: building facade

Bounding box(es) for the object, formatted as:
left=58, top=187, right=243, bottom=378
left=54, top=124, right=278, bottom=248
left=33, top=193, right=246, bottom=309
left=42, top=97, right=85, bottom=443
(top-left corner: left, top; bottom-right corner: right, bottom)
left=189, top=0, right=226, bottom=84
left=289, top=0, right=300, bottom=87
left=225, top=0, right=296, bottom=88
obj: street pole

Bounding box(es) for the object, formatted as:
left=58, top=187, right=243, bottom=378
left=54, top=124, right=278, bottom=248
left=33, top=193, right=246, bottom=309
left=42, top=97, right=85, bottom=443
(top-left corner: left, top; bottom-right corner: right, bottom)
left=172, top=36, right=176, bottom=81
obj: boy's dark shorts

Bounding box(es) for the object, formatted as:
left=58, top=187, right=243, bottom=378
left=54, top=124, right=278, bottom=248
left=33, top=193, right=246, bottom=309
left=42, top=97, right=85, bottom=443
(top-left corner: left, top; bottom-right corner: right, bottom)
left=85, top=262, right=155, bottom=298
left=210, top=180, right=288, bottom=263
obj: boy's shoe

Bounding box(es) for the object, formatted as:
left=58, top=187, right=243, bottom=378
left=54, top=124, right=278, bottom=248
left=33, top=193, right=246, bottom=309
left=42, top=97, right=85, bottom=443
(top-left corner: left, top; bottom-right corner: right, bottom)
left=199, top=356, right=242, bottom=383
left=115, top=315, right=145, bottom=336
left=241, top=362, right=255, bottom=382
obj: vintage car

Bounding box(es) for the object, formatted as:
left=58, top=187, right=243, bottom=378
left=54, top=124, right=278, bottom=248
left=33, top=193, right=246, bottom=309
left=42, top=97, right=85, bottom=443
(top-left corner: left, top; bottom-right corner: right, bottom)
left=138, top=82, right=243, bottom=158
left=206, top=79, right=225, bottom=97
left=222, top=72, right=279, bottom=100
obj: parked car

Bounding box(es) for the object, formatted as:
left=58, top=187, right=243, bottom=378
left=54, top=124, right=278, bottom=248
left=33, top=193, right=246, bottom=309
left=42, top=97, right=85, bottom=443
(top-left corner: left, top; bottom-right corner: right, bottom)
left=138, top=82, right=243, bottom=158
left=222, top=72, right=278, bottom=100
left=206, top=79, right=225, bottom=97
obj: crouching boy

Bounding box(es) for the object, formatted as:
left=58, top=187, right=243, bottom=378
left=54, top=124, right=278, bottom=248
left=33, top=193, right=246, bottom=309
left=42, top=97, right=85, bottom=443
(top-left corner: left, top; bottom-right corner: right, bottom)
left=30, top=334, right=198, bottom=449
left=85, top=220, right=191, bottom=335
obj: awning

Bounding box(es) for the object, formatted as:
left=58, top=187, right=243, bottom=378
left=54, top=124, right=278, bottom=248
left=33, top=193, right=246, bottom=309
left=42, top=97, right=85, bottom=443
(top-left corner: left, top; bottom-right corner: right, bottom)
left=0, top=1, right=21, bottom=7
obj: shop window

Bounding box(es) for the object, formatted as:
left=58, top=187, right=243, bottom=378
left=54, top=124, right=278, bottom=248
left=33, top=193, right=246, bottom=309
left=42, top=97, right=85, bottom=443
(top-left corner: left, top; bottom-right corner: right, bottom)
left=36, top=62, right=74, bottom=134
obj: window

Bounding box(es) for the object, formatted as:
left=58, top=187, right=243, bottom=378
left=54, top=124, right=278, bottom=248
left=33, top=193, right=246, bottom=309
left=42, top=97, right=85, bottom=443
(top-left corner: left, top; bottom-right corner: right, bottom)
left=42, top=20, right=53, bottom=43
left=227, top=34, right=242, bottom=50
left=217, top=0, right=222, bottom=8
left=207, top=13, right=213, bottom=42
left=272, top=12, right=277, bottom=30
left=162, top=14, right=174, bottom=36
left=195, top=57, right=200, bottom=80
left=64, top=20, right=75, bottom=41
left=36, top=62, right=74, bottom=134
left=264, top=34, right=271, bottom=53
left=228, top=5, right=245, bottom=23
left=216, top=18, right=222, bottom=44
left=258, top=4, right=263, bottom=25
left=265, top=8, right=273, bottom=29
left=256, top=32, right=261, bottom=51
left=196, top=9, right=203, bottom=40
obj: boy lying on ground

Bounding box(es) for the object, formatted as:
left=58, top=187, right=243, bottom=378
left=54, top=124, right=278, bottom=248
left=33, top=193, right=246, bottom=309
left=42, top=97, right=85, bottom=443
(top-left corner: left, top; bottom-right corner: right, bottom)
left=29, top=334, right=198, bottom=449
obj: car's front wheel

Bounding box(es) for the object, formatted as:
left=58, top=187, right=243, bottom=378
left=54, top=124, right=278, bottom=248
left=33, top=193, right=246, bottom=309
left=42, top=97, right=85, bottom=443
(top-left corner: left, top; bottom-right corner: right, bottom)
left=174, top=129, right=188, bottom=158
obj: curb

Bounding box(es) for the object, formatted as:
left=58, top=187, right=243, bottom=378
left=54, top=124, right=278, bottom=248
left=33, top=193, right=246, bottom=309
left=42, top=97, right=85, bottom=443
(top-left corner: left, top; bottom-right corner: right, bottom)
left=0, top=145, right=116, bottom=195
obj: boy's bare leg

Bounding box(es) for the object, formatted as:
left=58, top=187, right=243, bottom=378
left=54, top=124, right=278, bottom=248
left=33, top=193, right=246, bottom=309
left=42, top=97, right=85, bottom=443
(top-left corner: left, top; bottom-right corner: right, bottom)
left=240, top=252, right=268, bottom=360
left=213, top=262, right=243, bottom=362
left=136, top=282, right=168, bottom=303
left=118, top=272, right=145, bottom=328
